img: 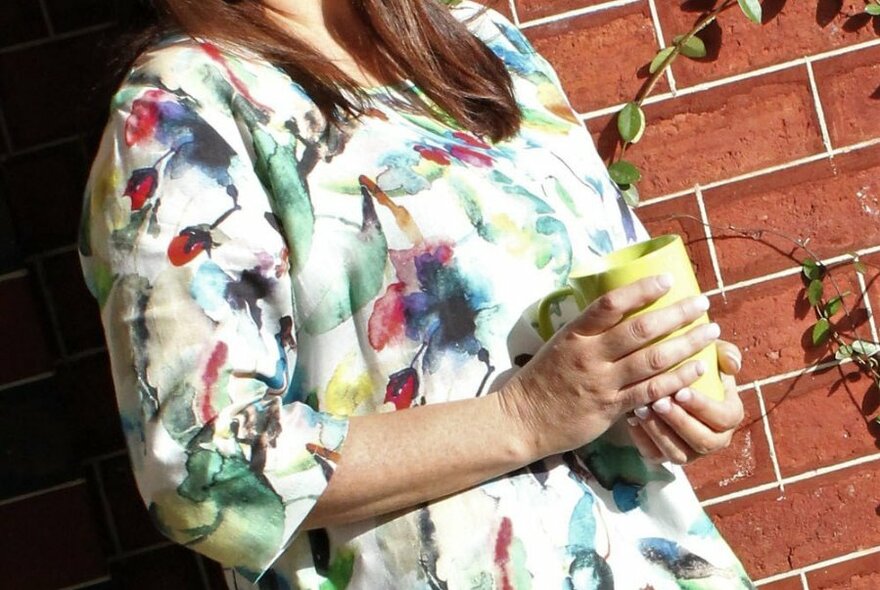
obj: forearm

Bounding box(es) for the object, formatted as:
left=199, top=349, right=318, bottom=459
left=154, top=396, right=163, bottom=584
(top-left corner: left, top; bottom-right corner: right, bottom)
left=302, top=391, right=534, bottom=529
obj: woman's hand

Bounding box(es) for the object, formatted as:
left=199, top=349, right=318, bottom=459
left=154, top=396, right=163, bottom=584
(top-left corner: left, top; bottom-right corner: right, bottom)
left=499, top=274, right=721, bottom=460
left=626, top=340, right=746, bottom=465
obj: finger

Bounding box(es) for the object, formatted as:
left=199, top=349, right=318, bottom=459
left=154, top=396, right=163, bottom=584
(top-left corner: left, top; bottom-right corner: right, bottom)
left=604, top=294, right=710, bottom=360
left=624, top=418, right=665, bottom=462
left=622, top=322, right=721, bottom=385
left=716, top=340, right=743, bottom=375
left=568, top=274, right=673, bottom=336
left=649, top=393, right=734, bottom=456
left=672, top=380, right=745, bottom=432
left=634, top=408, right=695, bottom=465
left=621, top=359, right=705, bottom=409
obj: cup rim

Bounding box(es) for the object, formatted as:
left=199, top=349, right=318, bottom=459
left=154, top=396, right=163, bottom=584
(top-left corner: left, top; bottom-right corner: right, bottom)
left=570, top=233, right=681, bottom=279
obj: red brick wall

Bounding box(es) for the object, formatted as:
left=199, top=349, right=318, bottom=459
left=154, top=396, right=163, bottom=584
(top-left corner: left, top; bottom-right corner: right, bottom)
left=517, top=0, right=880, bottom=586
left=0, top=1, right=878, bottom=589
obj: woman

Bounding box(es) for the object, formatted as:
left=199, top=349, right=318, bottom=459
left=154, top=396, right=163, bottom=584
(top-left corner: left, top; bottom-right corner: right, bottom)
left=79, top=0, right=753, bottom=588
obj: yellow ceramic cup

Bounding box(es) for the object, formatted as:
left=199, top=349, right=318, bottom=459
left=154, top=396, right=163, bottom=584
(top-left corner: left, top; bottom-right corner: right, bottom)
left=537, top=234, right=724, bottom=401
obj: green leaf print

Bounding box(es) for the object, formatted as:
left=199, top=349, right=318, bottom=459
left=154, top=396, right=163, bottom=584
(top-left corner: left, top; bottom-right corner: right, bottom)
left=319, top=548, right=356, bottom=590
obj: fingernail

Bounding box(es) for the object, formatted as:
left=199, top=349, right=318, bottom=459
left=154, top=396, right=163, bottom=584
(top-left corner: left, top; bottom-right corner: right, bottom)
left=695, top=360, right=706, bottom=376
left=652, top=397, right=672, bottom=414
left=703, top=323, right=721, bottom=339
left=626, top=416, right=639, bottom=427
left=725, top=351, right=742, bottom=372
left=675, top=387, right=693, bottom=403
left=634, top=406, right=650, bottom=420
left=657, top=274, right=673, bottom=289
left=693, top=295, right=710, bottom=312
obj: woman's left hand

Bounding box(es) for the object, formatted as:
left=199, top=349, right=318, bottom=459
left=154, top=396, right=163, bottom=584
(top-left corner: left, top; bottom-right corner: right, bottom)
left=626, top=340, right=745, bottom=465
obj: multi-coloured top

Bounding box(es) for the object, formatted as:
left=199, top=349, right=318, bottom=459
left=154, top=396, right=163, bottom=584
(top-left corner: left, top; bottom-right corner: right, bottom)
left=78, top=2, right=755, bottom=588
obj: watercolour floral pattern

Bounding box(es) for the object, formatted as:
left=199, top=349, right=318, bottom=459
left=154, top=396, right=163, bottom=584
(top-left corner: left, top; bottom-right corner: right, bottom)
left=79, top=2, right=755, bottom=588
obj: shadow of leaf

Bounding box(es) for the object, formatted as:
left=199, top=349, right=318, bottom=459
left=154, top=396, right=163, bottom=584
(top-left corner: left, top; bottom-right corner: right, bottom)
left=594, top=116, right=621, bottom=163
left=871, top=85, right=880, bottom=100
left=762, top=0, right=788, bottom=23
left=696, top=19, right=723, bottom=62
left=816, top=0, right=844, bottom=27
left=681, top=0, right=720, bottom=13
left=843, top=13, right=872, bottom=32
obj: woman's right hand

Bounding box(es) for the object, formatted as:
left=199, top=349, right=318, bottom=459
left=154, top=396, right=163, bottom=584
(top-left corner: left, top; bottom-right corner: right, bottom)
left=498, top=274, right=720, bottom=460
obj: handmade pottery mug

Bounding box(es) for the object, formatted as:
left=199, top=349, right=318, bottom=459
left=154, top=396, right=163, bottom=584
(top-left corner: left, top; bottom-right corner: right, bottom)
left=537, top=234, right=724, bottom=401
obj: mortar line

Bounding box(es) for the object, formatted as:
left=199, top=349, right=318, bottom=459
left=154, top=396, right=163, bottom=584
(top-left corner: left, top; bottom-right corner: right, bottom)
left=800, top=572, right=810, bottom=590
left=805, top=59, right=834, bottom=153
left=58, top=577, right=113, bottom=590
left=856, top=271, right=880, bottom=344
left=517, top=0, right=641, bottom=29
left=4, top=135, right=84, bottom=160
left=36, top=0, right=55, bottom=37
left=754, top=382, right=785, bottom=494
left=580, top=37, right=880, bottom=120
left=753, top=545, right=880, bottom=586
left=91, top=460, right=123, bottom=557
left=0, top=371, right=55, bottom=394
left=506, top=0, right=521, bottom=26
left=106, top=541, right=174, bottom=563
left=0, top=23, right=115, bottom=55
left=694, top=185, right=726, bottom=297
left=700, top=453, right=880, bottom=507
left=0, top=268, right=28, bottom=283
left=31, top=255, right=69, bottom=360
left=0, top=479, right=85, bottom=507
left=646, top=0, right=677, bottom=95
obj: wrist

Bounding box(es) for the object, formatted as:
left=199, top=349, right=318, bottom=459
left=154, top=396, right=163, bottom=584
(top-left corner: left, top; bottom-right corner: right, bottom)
left=491, top=376, right=546, bottom=464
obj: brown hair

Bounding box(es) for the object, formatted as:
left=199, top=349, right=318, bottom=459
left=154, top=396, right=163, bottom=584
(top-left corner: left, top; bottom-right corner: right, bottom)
left=144, top=0, right=521, bottom=142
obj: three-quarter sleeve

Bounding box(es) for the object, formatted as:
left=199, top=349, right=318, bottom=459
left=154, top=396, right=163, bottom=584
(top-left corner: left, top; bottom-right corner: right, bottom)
left=78, top=78, right=347, bottom=580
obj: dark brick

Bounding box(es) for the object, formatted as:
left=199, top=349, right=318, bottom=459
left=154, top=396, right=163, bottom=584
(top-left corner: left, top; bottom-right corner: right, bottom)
left=100, top=454, right=165, bottom=551
left=0, top=0, right=49, bottom=47
left=109, top=545, right=204, bottom=590
left=0, top=376, right=80, bottom=500
left=43, top=0, right=116, bottom=34
left=0, top=31, right=116, bottom=149
left=43, top=248, right=104, bottom=353
left=0, top=273, right=56, bottom=385
left=57, top=353, right=125, bottom=459
left=0, top=186, right=23, bottom=274
left=1, top=140, right=87, bottom=254
left=0, top=482, right=108, bottom=589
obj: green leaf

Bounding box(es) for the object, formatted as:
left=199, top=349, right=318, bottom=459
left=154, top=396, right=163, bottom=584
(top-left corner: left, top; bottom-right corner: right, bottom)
left=812, top=318, right=831, bottom=346
left=620, top=183, right=640, bottom=207
left=851, top=340, right=880, bottom=357
left=867, top=4, right=880, bottom=16
left=649, top=47, right=676, bottom=74
left=802, top=258, right=825, bottom=281
left=674, top=35, right=707, bottom=59
left=807, top=279, right=824, bottom=307
left=835, top=344, right=853, bottom=361
left=825, top=295, right=844, bottom=317
left=608, top=160, right=642, bottom=186
left=738, top=0, right=763, bottom=23
left=617, top=102, right=646, bottom=144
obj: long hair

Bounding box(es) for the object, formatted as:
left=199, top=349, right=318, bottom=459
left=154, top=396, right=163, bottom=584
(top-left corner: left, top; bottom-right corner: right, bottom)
left=138, top=0, right=521, bottom=142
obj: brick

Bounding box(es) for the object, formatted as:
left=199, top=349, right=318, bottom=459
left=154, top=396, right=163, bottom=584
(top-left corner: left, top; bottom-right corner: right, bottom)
left=109, top=545, right=204, bottom=590
left=654, top=0, right=880, bottom=88
left=702, top=145, right=880, bottom=285
left=515, top=0, right=607, bottom=22
left=683, top=389, right=775, bottom=500
left=807, top=551, right=880, bottom=590
left=0, top=274, right=56, bottom=385
left=0, top=187, right=23, bottom=274
left=43, top=0, right=115, bottom=34
left=763, top=365, right=880, bottom=478
left=589, top=68, right=824, bottom=199
left=524, top=3, right=664, bottom=113
left=706, top=461, right=880, bottom=579
left=813, top=44, right=880, bottom=148
left=635, top=193, right=716, bottom=293
left=57, top=353, right=126, bottom=459
left=0, top=31, right=115, bottom=149
left=709, top=270, right=867, bottom=384
left=0, top=0, right=49, bottom=47
left=0, top=376, right=79, bottom=500
left=100, top=455, right=166, bottom=551
left=43, top=249, right=104, bottom=353
left=757, top=577, right=804, bottom=590
left=1, top=140, right=87, bottom=254
left=0, top=482, right=108, bottom=589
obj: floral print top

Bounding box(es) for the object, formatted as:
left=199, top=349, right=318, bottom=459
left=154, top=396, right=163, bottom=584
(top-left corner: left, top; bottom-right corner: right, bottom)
left=79, top=2, right=755, bottom=589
